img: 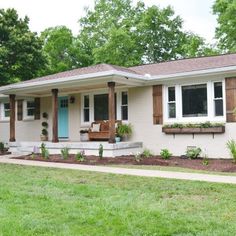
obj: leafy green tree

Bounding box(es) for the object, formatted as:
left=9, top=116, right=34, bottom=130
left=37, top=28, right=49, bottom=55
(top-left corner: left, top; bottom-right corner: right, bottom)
left=137, top=5, right=185, bottom=63
left=182, top=33, right=219, bottom=58
left=213, top=0, right=236, bottom=51
left=79, top=0, right=215, bottom=66
left=0, top=8, right=46, bottom=85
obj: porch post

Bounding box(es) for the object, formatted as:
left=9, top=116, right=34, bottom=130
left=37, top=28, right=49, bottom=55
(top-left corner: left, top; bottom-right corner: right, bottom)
left=9, top=94, right=16, bottom=142
left=52, top=89, right=59, bottom=143
left=108, top=82, right=116, bottom=143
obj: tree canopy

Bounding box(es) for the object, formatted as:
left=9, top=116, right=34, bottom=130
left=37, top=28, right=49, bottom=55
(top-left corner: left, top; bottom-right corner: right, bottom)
left=0, top=8, right=46, bottom=86
left=213, top=0, right=236, bottom=52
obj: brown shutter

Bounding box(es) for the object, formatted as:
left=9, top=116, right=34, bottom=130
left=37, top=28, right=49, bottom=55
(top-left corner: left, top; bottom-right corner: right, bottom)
left=34, top=97, right=41, bottom=120
left=17, top=100, right=23, bottom=121
left=226, top=77, right=236, bottom=122
left=153, top=85, right=163, bottom=124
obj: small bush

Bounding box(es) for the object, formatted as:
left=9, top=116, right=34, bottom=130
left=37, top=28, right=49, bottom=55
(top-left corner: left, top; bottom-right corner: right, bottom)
left=42, top=129, right=48, bottom=136
left=76, top=150, right=85, bottom=161
left=186, top=147, right=201, bottom=159
left=226, top=139, right=236, bottom=162
left=0, top=142, right=5, bottom=152
left=41, top=122, right=48, bottom=128
left=134, top=152, right=142, bottom=162
left=61, top=147, right=70, bottom=160
left=142, top=149, right=153, bottom=158
left=99, top=144, right=103, bottom=159
left=160, top=149, right=172, bottom=159
left=202, top=158, right=209, bottom=166
left=40, top=143, right=49, bottom=159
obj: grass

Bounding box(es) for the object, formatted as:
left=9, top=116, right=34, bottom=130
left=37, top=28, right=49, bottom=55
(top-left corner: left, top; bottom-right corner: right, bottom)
left=0, top=164, right=236, bottom=235
left=111, top=164, right=236, bottom=176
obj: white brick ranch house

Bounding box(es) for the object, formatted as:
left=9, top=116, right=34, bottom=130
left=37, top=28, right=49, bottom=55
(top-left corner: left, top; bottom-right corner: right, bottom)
left=1, top=53, right=236, bottom=158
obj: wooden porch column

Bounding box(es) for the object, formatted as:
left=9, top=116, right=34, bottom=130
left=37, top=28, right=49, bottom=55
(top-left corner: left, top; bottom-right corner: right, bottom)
left=108, top=82, right=116, bottom=143
left=9, top=94, right=16, bottom=142
left=52, top=89, right=59, bottom=143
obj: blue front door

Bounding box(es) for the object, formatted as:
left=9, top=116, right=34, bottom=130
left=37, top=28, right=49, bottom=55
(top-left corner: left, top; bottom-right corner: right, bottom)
left=58, top=97, right=69, bottom=138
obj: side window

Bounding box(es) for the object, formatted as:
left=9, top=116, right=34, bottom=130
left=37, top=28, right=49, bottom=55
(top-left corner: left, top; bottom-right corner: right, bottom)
left=214, top=82, right=223, bottom=116
left=83, top=95, right=90, bottom=122
left=168, top=87, right=176, bottom=118
left=121, top=91, right=128, bottom=120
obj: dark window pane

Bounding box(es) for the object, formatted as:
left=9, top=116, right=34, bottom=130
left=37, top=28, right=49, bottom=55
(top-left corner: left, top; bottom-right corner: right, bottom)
left=214, top=82, right=222, bottom=98
left=5, top=110, right=10, bottom=117
left=27, top=101, right=35, bottom=108
left=168, top=103, right=176, bottom=118
left=27, top=109, right=35, bottom=116
left=4, top=103, right=10, bottom=110
left=94, top=94, right=109, bottom=120
left=84, top=108, right=89, bottom=122
left=182, top=84, right=207, bottom=117
left=60, top=99, right=68, bottom=108
left=215, top=99, right=223, bottom=116
left=84, top=95, right=89, bottom=107
left=121, top=106, right=128, bottom=120
left=122, top=92, right=128, bottom=105
left=168, top=87, right=175, bottom=102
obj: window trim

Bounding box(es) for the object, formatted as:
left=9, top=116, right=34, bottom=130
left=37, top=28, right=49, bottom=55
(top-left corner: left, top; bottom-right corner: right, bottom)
left=0, top=102, right=10, bottom=121
left=23, top=99, right=35, bottom=121
left=163, top=79, right=226, bottom=123
left=81, top=89, right=128, bottom=127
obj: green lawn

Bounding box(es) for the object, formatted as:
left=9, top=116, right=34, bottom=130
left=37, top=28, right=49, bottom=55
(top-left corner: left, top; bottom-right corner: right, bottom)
left=0, top=164, right=236, bottom=236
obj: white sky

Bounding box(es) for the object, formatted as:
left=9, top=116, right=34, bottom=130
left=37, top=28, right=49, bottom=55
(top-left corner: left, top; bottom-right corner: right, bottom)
left=0, top=0, right=217, bottom=42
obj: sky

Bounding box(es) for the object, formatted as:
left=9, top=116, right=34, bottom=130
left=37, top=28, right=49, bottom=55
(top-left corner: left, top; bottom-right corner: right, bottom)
left=0, top=0, right=217, bottom=42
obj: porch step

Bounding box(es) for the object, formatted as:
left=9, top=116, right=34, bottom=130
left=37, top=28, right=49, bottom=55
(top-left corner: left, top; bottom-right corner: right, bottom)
left=9, top=141, right=143, bottom=157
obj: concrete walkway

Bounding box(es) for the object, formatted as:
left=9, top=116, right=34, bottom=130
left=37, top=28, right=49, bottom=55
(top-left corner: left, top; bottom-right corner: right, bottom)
left=0, top=155, right=236, bottom=184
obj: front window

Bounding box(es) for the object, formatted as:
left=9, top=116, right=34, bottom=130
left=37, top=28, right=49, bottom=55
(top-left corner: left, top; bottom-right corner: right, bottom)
left=26, top=101, right=35, bottom=117
left=214, top=82, right=223, bottom=116
left=3, top=103, right=10, bottom=118
left=23, top=100, right=35, bottom=119
left=81, top=90, right=127, bottom=125
left=182, top=84, right=207, bottom=117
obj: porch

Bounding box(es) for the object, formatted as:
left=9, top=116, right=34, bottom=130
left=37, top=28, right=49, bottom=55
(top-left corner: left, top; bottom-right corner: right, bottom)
left=9, top=141, right=143, bottom=158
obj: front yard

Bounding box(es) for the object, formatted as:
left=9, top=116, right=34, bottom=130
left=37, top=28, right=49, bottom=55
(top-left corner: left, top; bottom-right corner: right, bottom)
left=0, top=163, right=236, bottom=235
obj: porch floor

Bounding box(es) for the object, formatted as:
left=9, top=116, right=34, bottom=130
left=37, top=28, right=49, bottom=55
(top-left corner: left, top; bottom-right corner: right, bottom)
left=9, top=141, right=143, bottom=157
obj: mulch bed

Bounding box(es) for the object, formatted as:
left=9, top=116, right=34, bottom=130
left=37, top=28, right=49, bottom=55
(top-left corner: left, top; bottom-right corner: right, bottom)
left=12, top=154, right=236, bottom=173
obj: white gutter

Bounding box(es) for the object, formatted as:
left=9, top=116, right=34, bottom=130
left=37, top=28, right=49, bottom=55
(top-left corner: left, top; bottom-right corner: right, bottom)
left=147, top=65, right=236, bottom=84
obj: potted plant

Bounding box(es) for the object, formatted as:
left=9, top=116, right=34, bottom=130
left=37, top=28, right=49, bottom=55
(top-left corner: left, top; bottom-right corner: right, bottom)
left=80, top=129, right=89, bottom=142
left=40, top=121, right=49, bottom=141
left=117, top=123, right=132, bottom=141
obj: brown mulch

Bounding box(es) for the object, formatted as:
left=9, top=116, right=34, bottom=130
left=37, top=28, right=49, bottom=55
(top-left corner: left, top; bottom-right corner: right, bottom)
left=12, top=154, right=236, bottom=173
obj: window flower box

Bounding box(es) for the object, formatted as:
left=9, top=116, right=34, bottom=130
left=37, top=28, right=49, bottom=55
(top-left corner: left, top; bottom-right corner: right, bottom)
left=162, top=126, right=225, bottom=134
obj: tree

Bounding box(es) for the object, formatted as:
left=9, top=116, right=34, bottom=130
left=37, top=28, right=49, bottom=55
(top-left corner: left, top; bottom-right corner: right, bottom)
left=78, top=0, right=215, bottom=66
left=137, top=5, right=186, bottom=63
left=0, top=8, right=46, bottom=85
left=213, top=0, right=236, bottom=51
left=181, top=33, right=219, bottom=58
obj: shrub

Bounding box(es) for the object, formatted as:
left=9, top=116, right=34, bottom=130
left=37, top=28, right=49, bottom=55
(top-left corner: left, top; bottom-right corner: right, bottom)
left=99, top=144, right=103, bottom=159
left=186, top=147, right=202, bottom=159
left=134, top=152, right=142, bottom=162
left=142, top=149, right=153, bottom=158
left=40, top=143, right=49, bottom=159
left=61, top=147, right=70, bottom=160
left=0, top=142, right=4, bottom=152
left=226, top=139, right=236, bottom=162
left=41, top=121, right=48, bottom=128
left=76, top=150, right=85, bottom=161
left=42, top=112, right=48, bottom=119
left=160, top=149, right=172, bottom=159
left=42, top=129, right=48, bottom=136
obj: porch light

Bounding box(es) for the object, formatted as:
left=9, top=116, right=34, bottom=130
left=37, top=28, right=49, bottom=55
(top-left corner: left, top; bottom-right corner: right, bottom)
left=70, top=96, right=75, bottom=104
